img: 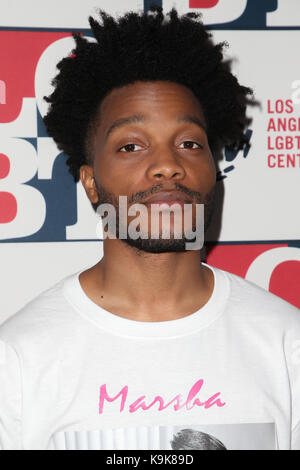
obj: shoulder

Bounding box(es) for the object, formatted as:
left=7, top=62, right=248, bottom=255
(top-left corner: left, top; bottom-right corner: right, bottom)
left=212, top=264, right=300, bottom=327
left=0, top=273, right=78, bottom=346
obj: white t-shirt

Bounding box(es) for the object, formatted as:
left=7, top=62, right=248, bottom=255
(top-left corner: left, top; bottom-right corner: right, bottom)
left=0, top=263, right=300, bottom=450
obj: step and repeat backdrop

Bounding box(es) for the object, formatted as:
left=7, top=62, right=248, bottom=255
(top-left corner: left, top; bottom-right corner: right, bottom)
left=0, top=0, right=299, bottom=322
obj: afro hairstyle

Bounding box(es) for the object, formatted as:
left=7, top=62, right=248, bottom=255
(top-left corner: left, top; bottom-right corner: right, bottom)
left=43, top=3, right=253, bottom=182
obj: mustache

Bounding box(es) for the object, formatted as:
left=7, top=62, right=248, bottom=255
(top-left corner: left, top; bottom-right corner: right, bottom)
left=93, top=179, right=215, bottom=208
left=129, top=183, right=204, bottom=204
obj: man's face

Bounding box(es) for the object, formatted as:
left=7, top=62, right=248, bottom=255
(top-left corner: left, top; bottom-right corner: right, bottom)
left=81, top=80, right=216, bottom=253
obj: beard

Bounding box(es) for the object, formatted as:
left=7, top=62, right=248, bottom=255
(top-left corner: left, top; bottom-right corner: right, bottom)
left=94, top=181, right=215, bottom=254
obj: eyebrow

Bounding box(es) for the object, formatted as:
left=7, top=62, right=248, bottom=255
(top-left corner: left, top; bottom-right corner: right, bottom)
left=105, top=114, right=145, bottom=140
left=105, top=113, right=207, bottom=141
left=178, top=114, right=207, bottom=133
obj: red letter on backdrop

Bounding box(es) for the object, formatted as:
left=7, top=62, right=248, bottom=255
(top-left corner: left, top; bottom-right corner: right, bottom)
left=0, top=154, right=17, bottom=223
left=189, top=0, right=219, bottom=8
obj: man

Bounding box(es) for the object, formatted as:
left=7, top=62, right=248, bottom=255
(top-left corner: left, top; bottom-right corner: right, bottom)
left=0, top=4, right=299, bottom=450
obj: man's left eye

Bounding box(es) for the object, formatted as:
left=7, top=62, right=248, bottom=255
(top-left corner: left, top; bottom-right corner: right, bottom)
left=179, top=141, right=202, bottom=149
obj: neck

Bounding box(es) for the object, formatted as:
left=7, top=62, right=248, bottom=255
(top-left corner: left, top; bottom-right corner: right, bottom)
left=79, top=238, right=214, bottom=322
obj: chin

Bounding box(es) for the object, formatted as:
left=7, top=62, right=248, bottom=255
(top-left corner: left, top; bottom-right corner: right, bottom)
left=121, top=236, right=191, bottom=254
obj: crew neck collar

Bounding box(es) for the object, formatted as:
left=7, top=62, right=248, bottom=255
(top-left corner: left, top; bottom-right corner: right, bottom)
left=63, top=263, right=230, bottom=339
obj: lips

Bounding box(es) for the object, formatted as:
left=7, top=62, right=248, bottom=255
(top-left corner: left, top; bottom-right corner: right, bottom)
left=143, top=191, right=192, bottom=205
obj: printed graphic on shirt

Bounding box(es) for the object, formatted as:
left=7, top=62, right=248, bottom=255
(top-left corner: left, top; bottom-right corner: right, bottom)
left=50, top=423, right=276, bottom=450
left=98, top=379, right=226, bottom=414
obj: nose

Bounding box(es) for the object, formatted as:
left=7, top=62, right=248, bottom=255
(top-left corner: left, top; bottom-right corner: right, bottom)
left=146, top=144, right=186, bottom=182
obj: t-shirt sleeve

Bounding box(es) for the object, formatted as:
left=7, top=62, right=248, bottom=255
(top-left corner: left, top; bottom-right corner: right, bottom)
left=285, top=315, right=300, bottom=450
left=291, top=357, right=300, bottom=449
left=292, top=421, right=300, bottom=450
left=0, top=340, right=22, bottom=450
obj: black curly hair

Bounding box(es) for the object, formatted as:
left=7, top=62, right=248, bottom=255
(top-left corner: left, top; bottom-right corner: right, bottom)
left=43, top=3, right=253, bottom=182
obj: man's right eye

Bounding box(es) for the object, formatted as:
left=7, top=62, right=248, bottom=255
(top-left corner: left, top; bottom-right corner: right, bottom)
left=119, top=143, right=143, bottom=152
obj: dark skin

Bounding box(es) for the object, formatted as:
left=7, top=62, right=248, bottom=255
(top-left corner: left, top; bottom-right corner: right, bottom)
left=79, top=80, right=216, bottom=322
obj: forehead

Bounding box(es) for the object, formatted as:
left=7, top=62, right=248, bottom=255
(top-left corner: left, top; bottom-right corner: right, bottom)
left=98, top=80, right=206, bottom=125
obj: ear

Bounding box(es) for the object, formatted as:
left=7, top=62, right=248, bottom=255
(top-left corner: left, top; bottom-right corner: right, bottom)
left=80, top=165, right=99, bottom=204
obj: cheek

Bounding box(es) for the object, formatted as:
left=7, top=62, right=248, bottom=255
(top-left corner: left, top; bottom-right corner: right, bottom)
left=93, top=152, right=117, bottom=187
left=207, top=155, right=217, bottom=185
left=94, top=152, right=137, bottom=194
left=191, top=153, right=216, bottom=190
